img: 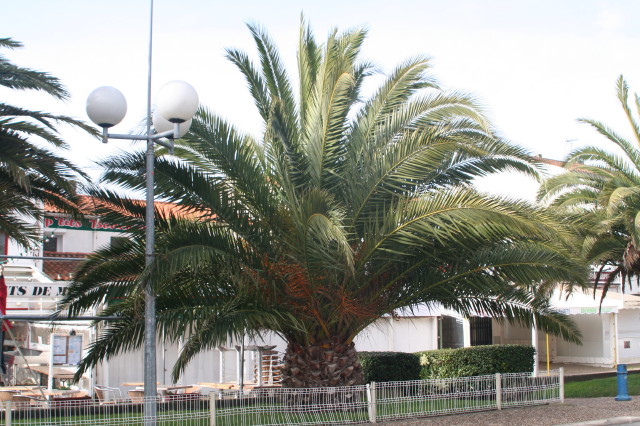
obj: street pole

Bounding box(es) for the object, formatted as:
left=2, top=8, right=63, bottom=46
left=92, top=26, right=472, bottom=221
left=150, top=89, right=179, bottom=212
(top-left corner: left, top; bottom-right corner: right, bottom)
left=143, top=1, right=157, bottom=423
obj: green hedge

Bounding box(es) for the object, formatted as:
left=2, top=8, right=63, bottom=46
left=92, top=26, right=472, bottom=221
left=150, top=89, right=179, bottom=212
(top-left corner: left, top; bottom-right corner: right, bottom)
left=417, top=345, right=535, bottom=379
left=358, top=352, right=421, bottom=383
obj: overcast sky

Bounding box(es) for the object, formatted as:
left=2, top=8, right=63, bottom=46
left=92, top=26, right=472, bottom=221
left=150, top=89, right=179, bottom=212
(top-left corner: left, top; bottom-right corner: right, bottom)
left=3, top=0, right=640, bottom=199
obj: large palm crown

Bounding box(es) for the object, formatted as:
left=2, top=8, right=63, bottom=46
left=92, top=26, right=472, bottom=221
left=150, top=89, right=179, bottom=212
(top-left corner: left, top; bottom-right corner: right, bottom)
left=64, top=23, right=585, bottom=387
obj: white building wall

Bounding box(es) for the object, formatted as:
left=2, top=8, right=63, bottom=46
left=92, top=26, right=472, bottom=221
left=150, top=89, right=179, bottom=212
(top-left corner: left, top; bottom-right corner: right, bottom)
left=492, top=320, right=557, bottom=360
left=392, top=317, right=437, bottom=352
left=617, top=310, right=640, bottom=364
left=97, top=346, right=238, bottom=392
left=354, top=317, right=437, bottom=353
left=96, top=332, right=288, bottom=393
left=354, top=320, right=392, bottom=351
left=7, top=239, right=38, bottom=268
left=44, top=228, right=125, bottom=254
left=498, top=321, right=531, bottom=346
left=555, top=313, right=613, bottom=366
left=160, top=343, right=226, bottom=386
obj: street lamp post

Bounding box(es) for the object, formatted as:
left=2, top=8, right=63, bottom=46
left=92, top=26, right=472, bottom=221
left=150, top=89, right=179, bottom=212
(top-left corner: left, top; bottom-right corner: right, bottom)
left=86, top=80, right=198, bottom=424
left=85, top=3, right=198, bottom=423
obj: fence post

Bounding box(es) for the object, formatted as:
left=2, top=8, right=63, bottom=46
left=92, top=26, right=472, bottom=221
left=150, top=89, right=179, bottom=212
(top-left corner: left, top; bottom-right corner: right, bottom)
left=495, top=373, right=502, bottom=410
left=367, top=383, right=377, bottom=423
left=5, top=400, right=11, bottom=426
left=210, top=392, right=216, bottom=426
left=559, top=367, right=564, bottom=403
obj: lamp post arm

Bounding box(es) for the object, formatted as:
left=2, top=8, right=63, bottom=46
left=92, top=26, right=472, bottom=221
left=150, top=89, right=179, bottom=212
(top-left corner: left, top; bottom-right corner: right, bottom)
left=101, top=123, right=181, bottom=151
left=105, top=133, right=152, bottom=141
left=154, top=138, right=175, bottom=153
left=152, top=129, right=177, bottom=140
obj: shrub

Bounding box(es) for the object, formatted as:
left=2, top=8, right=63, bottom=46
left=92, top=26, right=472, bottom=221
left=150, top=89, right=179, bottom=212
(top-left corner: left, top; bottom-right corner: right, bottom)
left=417, top=345, right=535, bottom=379
left=358, top=351, right=421, bottom=383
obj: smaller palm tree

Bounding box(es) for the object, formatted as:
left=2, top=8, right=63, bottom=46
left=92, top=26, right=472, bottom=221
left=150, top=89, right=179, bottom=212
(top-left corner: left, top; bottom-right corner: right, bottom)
left=539, top=75, right=640, bottom=296
left=0, top=38, right=94, bottom=247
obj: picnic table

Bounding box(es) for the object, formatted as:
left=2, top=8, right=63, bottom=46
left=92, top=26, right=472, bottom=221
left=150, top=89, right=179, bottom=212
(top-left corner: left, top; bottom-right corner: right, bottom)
left=126, top=384, right=196, bottom=401
left=121, top=382, right=159, bottom=386
left=134, top=384, right=192, bottom=393
left=197, top=382, right=239, bottom=390
left=20, top=388, right=82, bottom=399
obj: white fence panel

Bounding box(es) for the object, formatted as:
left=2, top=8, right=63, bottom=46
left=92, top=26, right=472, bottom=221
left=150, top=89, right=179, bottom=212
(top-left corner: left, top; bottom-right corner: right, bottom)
left=3, top=395, right=210, bottom=426
left=374, top=374, right=497, bottom=422
left=214, top=386, right=369, bottom=425
left=501, top=370, right=562, bottom=408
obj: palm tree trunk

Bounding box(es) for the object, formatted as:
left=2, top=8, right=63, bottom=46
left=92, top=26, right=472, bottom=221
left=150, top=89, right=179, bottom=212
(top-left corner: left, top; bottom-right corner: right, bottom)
left=281, top=340, right=363, bottom=388
left=623, top=241, right=640, bottom=273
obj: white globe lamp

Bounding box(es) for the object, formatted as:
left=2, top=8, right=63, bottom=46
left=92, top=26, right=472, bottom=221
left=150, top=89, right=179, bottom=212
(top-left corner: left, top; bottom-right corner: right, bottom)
left=155, top=80, right=199, bottom=123
left=86, top=86, right=127, bottom=128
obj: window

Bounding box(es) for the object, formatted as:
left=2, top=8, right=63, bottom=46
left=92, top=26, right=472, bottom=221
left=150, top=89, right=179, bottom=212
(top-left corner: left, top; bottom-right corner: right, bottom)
left=110, top=237, right=129, bottom=250
left=439, top=316, right=464, bottom=349
left=0, top=233, right=5, bottom=255
left=43, top=236, right=59, bottom=252
left=470, top=317, right=493, bottom=346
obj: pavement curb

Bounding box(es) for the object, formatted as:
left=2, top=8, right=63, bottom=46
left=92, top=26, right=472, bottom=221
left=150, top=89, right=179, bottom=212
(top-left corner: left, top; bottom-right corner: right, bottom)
left=557, top=416, right=640, bottom=425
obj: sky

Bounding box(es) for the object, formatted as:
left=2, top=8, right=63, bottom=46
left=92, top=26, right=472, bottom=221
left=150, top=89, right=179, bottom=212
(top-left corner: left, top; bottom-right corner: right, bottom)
left=2, top=0, right=640, bottom=199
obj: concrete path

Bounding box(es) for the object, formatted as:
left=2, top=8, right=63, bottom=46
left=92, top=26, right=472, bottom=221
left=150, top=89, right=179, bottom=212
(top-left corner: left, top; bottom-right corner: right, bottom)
left=542, top=362, right=640, bottom=378
left=379, top=397, right=640, bottom=425
left=379, top=363, right=640, bottom=425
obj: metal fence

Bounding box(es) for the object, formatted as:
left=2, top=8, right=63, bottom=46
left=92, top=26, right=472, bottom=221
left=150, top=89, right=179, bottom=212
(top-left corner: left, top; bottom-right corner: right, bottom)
left=2, top=394, right=210, bottom=425
left=0, top=369, right=563, bottom=425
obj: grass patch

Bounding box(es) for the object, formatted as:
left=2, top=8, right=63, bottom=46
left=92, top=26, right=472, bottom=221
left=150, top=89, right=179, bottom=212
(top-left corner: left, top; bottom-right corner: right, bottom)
left=565, top=375, right=640, bottom=398
left=12, top=410, right=211, bottom=426
left=216, top=398, right=492, bottom=425
left=377, top=397, right=495, bottom=419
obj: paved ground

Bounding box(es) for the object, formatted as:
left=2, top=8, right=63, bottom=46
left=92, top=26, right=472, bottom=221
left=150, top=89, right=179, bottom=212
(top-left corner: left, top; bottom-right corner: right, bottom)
left=542, top=362, right=640, bottom=377
left=377, top=362, right=640, bottom=425
left=379, top=397, right=640, bottom=425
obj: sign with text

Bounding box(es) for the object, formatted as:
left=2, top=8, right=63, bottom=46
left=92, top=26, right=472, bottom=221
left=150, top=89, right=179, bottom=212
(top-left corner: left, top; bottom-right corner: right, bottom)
left=555, top=306, right=617, bottom=315
left=49, top=333, right=82, bottom=390
left=7, top=283, right=69, bottom=299
left=51, top=334, right=83, bottom=365
left=44, top=215, right=131, bottom=233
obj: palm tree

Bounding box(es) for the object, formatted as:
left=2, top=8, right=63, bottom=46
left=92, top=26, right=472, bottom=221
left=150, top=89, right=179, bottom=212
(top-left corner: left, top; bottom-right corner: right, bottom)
left=539, top=75, right=640, bottom=297
left=62, top=23, right=586, bottom=387
left=0, top=38, right=92, bottom=248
